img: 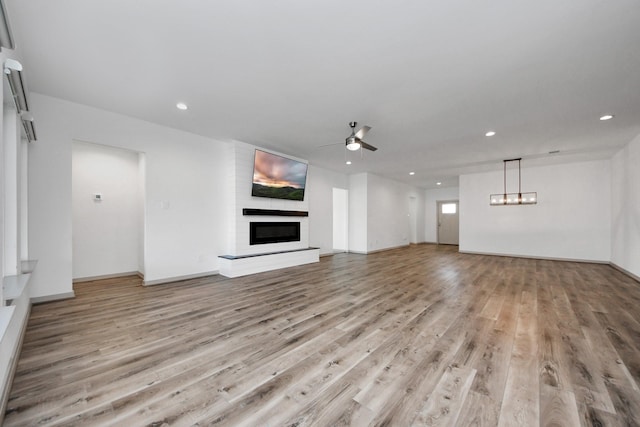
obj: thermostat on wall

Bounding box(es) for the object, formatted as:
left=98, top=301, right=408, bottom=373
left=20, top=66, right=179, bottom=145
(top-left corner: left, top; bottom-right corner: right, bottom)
left=93, top=193, right=103, bottom=201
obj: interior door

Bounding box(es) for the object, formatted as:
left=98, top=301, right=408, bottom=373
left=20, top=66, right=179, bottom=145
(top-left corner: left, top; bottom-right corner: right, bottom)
left=437, top=201, right=459, bottom=245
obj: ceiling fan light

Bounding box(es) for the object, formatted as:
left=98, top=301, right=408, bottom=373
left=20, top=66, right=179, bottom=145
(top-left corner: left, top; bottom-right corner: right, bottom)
left=346, top=137, right=361, bottom=151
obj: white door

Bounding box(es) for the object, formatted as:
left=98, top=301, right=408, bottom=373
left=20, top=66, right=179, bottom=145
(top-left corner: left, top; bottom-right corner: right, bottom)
left=437, top=200, right=459, bottom=245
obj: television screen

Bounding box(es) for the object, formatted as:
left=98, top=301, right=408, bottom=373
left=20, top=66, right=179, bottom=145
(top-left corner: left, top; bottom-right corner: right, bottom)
left=251, top=150, right=308, bottom=201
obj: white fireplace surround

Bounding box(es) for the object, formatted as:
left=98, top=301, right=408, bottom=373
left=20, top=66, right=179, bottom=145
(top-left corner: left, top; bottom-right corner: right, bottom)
left=220, top=142, right=318, bottom=277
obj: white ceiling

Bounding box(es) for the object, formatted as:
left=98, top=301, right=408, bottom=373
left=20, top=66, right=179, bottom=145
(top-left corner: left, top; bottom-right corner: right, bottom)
left=6, top=0, right=640, bottom=188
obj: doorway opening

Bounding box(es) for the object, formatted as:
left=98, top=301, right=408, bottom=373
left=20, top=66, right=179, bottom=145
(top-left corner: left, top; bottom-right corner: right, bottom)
left=332, top=188, right=348, bottom=253
left=72, top=141, right=145, bottom=282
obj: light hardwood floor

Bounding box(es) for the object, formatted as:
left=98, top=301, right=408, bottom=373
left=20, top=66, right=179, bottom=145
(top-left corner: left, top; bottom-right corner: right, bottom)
left=4, top=245, right=640, bottom=426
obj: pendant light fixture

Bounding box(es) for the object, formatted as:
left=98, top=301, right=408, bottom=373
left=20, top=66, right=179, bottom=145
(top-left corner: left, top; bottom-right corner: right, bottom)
left=490, top=158, right=537, bottom=206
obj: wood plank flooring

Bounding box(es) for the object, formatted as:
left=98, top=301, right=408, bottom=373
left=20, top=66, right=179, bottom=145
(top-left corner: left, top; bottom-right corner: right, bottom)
left=4, top=245, right=640, bottom=426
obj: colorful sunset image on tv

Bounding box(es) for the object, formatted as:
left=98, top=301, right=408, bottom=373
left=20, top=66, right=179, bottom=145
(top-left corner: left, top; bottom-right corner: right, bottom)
left=252, top=150, right=308, bottom=201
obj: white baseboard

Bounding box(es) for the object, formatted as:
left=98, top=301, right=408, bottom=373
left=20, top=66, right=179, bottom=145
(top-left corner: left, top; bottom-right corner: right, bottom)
left=610, top=262, right=640, bottom=283
left=349, top=244, right=411, bottom=255
left=459, top=250, right=609, bottom=264
left=31, top=291, right=76, bottom=304
left=143, top=271, right=218, bottom=286
left=73, top=271, right=141, bottom=283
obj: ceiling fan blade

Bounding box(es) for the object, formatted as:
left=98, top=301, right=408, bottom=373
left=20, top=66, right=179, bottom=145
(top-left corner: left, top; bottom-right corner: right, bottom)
left=360, top=141, right=378, bottom=151
left=354, top=125, right=371, bottom=140
left=316, top=142, right=343, bottom=149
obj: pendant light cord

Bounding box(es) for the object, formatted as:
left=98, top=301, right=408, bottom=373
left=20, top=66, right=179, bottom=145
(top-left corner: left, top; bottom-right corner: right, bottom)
left=518, top=159, right=522, bottom=194
left=503, top=160, right=507, bottom=196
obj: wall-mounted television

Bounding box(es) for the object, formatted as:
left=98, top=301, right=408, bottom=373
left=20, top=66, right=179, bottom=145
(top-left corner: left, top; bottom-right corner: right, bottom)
left=251, top=149, right=308, bottom=201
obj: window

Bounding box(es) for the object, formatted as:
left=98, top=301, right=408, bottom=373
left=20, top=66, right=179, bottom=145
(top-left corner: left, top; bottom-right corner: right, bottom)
left=441, top=203, right=456, bottom=214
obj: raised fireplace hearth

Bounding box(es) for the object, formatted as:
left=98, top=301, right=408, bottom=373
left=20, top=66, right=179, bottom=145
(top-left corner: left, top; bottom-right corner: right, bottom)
left=218, top=247, right=319, bottom=278
left=250, top=222, right=300, bottom=245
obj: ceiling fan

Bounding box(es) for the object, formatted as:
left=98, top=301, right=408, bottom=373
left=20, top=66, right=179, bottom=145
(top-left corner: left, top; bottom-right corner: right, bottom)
left=345, top=121, right=377, bottom=151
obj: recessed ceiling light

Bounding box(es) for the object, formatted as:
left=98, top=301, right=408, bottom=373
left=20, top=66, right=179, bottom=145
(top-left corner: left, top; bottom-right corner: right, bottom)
left=436, top=182, right=442, bottom=186
left=485, top=131, right=496, bottom=137
left=176, top=102, right=188, bottom=110
left=599, top=114, right=613, bottom=121
left=409, top=172, right=415, bottom=175
left=346, top=161, right=352, bottom=165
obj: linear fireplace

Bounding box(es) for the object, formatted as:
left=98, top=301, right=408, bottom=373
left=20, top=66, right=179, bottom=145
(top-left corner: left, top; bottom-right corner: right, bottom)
left=250, top=222, right=301, bottom=245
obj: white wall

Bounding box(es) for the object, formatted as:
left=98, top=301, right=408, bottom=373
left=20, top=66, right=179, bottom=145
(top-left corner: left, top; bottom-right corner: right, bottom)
left=137, top=154, right=146, bottom=275
left=611, top=133, right=640, bottom=278
left=72, top=141, right=141, bottom=279
left=367, top=173, right=409, bottom=251
left=347, top=173, right=425, bottom=254
left=332, top=188, right=349, bottom=252
left=222, top=143, right=236, bottom=255
left=29, top=93, right=228, bottom=298
left=460, top=160, right=611, bottom=262
left=424, top=187, right=460, bottom=243
left=348, top=173, right=368, bottom=253
left=307, top=165, right=348, bottom=255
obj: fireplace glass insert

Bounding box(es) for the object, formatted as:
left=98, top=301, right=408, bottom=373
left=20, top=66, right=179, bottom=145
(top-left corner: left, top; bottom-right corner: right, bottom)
left=250, top=222, right=300, bottom=245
